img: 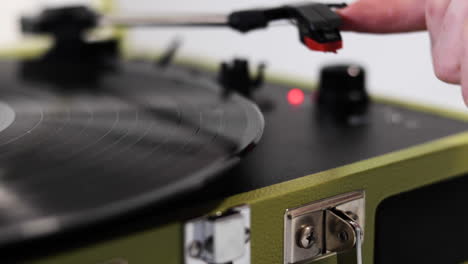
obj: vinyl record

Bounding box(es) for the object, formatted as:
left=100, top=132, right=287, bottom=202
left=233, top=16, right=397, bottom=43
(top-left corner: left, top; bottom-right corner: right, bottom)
left=0, top=60, right=264, bottom=246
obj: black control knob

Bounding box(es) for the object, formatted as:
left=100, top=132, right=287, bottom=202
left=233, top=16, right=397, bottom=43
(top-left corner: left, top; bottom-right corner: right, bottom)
left=317, top=64, right=370, bottom=125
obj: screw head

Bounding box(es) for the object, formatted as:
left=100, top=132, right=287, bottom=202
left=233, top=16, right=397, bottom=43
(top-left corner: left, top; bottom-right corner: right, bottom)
left=297, top=225, right=315, bottom=249
left=338, top=231, right=349, bottom=242
left=188, top=241, right=203, bottom=258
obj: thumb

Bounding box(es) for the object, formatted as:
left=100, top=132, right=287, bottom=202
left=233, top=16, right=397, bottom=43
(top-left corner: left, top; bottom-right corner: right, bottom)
left=337, top=0, right=427, bottom=33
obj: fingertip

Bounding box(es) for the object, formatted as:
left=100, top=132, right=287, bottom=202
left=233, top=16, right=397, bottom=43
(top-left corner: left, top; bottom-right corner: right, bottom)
left=336, top=2, right=373, bottom=31
left=336, top=0, right=426, bottom=33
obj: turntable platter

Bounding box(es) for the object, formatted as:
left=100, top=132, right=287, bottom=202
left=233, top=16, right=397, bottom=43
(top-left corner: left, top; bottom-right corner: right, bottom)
left=0, top=60, right=264, bottom=246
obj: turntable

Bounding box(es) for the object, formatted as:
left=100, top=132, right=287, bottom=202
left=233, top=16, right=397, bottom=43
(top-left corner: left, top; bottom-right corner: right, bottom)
left=0, top=2, right=468, bottom=264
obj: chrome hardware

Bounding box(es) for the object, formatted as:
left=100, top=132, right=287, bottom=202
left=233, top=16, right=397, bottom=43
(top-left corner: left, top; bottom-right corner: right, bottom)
left=284, top=191, right=365, bottom=264
left=184, top=205, right=250, bottom=264
left=297, top=225, right=316, bottom=249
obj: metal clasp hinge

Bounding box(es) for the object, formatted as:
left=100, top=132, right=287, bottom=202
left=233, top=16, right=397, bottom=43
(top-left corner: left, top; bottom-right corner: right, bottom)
left=184, top=205, right=250, bottom=264
left=284, top=191, right=365, bottom=264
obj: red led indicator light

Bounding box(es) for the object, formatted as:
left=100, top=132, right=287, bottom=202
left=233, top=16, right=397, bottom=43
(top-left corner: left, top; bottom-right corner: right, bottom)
left=287, top=88, right=305, bottom=106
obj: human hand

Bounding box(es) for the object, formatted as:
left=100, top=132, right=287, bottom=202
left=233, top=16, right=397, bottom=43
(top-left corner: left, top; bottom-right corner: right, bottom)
left=337, top=0, right=468, bottom=105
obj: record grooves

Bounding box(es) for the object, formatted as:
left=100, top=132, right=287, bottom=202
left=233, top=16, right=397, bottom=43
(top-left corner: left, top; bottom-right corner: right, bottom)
left=0, top=61, right=264, bottom=246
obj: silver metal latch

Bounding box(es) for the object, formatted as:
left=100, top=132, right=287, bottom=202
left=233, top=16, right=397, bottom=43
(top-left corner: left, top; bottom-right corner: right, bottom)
left=284, top=191, right=365, bottom=264
left=184, top=205, right=250, bottom=264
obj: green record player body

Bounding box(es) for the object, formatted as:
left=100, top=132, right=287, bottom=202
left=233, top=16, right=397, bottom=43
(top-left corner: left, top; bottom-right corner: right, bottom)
left=5, top=56, right=467, bottom=264
left=1, top=2, right=468, bottom=263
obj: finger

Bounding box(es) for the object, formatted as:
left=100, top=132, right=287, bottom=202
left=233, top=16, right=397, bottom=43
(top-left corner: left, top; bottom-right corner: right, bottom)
left=461, top=21, right=468, bottom=106
left=431, top=0, right=468, bottom=84
left=425, top=0, right=451, bottom=43
left=337, top=0, right=427, bottom=33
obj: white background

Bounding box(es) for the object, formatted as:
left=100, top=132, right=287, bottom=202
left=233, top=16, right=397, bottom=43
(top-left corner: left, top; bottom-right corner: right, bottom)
left=1, top=0, right=467, bottom=112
